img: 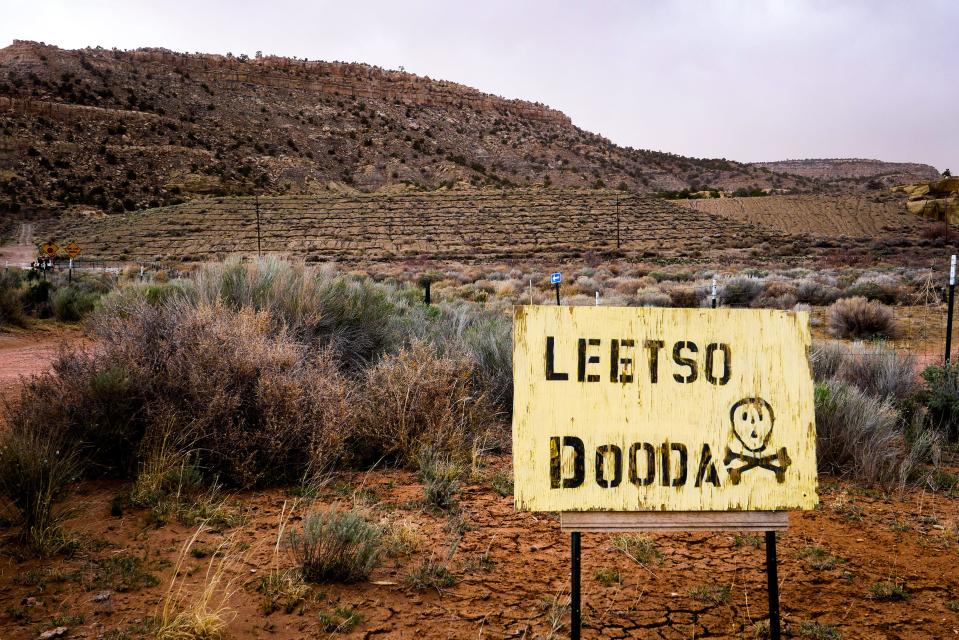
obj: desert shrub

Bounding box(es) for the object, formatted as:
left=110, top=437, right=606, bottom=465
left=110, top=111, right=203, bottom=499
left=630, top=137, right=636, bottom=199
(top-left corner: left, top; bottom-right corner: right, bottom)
left=99, top=280, right=196, bottom=312
left=827, top=297, right=897, bottom=340
left=20, top=280, right=53, bottom=317
left=920, top=222, right=958, bottom=242
left=814, top=380, right=905, bottom=487
left=752, top=280, right=798, bottom=309
left=810, top=342, right=846, bottom=382
left=812, top=342, right=918, bottom=401
left=844, top=279, right=904, bottom=305
left=663, top=285, right=703, bottom=308
left=288, top=507, right=382, bottom=583
left=418, top=449, right=464, bottom=509
left=400, top=302, right=512, bottom=411
left=612, top=277, right=648, bottom=296
left=920, top=363, right=959, bottom=438
left=0, top=425, right=82, bottom=555
left=4, top=302, right=355, bottom=487
left=351, top=341, right=500, bottom=467
left=196, top=258, right=396, bottom=370
left=721, top=278, right=764, bottom=307
left=633, top=288, right=671, bottom=307
left=6, top=350, right=145, bottom=477
left=50, top=284, right=100, bottom=321
left=0, top=268, right=26, bottom=327
left=796, top=279, right=842, bottom=306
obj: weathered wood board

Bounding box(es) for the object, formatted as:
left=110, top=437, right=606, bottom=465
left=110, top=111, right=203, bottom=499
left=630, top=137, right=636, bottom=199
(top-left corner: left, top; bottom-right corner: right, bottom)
left=560, top=511, right=789, bottom=532
left=512, top=306, right=818, bottom=512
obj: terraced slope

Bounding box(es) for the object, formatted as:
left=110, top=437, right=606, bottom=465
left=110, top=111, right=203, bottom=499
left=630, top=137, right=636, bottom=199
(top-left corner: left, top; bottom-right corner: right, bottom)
left=40, top=190, right=796, bottom=263
left=675, top=195, right=923, bottom=237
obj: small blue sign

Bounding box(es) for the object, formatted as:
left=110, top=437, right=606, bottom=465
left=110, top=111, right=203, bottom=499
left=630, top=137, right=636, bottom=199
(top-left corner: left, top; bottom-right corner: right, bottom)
left=550, top=272, right=562, bottom=285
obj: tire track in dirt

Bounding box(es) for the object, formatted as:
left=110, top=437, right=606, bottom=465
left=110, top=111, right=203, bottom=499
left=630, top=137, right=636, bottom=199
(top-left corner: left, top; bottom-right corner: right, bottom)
left=0, top=222, right=36, bottom=268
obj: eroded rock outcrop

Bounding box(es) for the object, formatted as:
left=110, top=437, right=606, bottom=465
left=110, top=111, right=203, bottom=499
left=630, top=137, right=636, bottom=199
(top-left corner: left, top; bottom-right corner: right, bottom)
left=893, top=177, right=959, bottom=224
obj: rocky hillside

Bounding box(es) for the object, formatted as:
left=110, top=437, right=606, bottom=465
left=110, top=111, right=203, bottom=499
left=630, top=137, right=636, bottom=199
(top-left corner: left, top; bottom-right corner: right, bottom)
left=752, top=158, right=941, bottom=190
left=0, top=41, right=807, bottom=216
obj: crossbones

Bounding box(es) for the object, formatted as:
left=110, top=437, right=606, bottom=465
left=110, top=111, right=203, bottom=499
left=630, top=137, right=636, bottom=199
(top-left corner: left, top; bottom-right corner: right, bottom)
left=723, top=447, right=791, bottom=485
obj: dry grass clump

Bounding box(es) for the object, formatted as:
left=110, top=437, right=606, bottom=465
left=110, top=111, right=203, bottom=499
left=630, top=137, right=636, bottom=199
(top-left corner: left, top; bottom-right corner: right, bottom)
left=814, top=380, right=906, bottom=488
left=418, top=449, right=466, bottom=509
left=155, top=527, right=240, bottom=640
left=352, top=341, right=501, bottom=468
left=0, top=425, right=82, bottom=556
left=827, top=297, right=897, bottom=340
left=811, top=342, right=918, bottom=400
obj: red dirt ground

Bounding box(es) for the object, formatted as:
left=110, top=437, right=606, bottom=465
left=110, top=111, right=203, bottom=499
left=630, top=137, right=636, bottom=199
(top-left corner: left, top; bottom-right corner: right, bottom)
left=1, top=328, right=958, bottom=639
left=0, top=325, right=85, bottom=401
left=0, top=466, right=957, bottom=639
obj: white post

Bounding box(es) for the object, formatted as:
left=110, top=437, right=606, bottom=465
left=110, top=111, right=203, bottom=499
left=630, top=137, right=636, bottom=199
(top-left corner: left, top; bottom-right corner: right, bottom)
left=595, top=291, right=600, bottom=306
left=529, top=278, right=533, bottom=305
left=951, top=255, right=956, bottom=286
left=711, top=277, right=718, bottom=308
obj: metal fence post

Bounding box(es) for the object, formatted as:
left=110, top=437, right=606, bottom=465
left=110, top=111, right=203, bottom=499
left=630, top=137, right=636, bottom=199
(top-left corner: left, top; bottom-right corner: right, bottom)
left=571, top=531, right=581, bottom=640
left=945, top=255, right=956, bottom=365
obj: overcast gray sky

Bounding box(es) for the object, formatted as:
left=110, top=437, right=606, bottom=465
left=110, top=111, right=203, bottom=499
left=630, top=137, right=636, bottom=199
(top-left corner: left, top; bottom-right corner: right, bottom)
left=4, top=0, right=956, bottom=172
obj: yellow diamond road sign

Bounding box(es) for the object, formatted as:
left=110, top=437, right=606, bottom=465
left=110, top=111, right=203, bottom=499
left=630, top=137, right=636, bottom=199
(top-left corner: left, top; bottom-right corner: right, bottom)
left=65, top=242, right=82, bottom=259
left=511, top=305, right=819, bottom=513
left=41, top=242, right=60, bottom=257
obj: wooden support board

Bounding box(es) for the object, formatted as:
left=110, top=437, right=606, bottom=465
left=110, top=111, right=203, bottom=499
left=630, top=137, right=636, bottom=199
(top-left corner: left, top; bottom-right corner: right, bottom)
left=561, top=511, right=788, bottom=532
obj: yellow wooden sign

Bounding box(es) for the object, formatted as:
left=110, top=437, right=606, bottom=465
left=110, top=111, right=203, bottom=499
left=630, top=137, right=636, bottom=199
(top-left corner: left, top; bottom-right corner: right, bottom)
left=512, top=306, right=818, bottom=512
left=41, top=242, right=60, bottom=257
left=64, top=241, right=82, bottom=259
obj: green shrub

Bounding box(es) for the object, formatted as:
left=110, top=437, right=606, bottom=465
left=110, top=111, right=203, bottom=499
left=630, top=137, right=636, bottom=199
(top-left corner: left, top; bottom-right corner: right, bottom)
left=920, top=363, right=959, bottom=438
left=418, top=450, right=464, bottom=509
left=721, top=278, right=764, bottom=307
left=827, top=297, right=897, bottom=340
left=21, top=280, right=53, bottom=317
left=0, top=269, right=26, bottom=327
left=288, top=508, right=382, bottom=582
left=51, top=285, right=100, bottom=321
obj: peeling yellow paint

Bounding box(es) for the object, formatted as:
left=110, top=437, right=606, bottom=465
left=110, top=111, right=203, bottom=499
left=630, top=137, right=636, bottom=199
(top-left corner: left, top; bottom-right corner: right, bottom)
left=512, top=306, right=818, bottom=512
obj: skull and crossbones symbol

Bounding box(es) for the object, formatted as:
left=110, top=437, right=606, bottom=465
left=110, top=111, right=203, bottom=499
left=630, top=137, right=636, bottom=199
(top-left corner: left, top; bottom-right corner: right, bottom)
left=724, top=397, right=791, bottom=485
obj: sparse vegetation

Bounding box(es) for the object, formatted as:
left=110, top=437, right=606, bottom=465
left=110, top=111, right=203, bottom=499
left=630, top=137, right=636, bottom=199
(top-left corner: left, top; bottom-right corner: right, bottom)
left=690, top=584, right=731, bottom=604
left=594, top=568, right=622, bottom=587
left=611, top=533, right=660, bottom=565
left=288, top=508, right=382, bottom=583
left=827, top=297, right=897, bottom=340
left=0, top=424, right=82, bottom=556
left=869, top=581, right=909, bottom=601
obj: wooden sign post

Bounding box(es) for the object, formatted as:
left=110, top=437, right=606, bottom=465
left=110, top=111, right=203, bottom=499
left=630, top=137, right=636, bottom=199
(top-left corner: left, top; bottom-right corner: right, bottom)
left=511, top=306, right=818, bottom=639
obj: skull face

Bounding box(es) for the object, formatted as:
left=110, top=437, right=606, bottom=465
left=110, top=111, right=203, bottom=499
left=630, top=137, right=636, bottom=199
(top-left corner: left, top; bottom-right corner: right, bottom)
left=730, top=397, right=775, bottom=452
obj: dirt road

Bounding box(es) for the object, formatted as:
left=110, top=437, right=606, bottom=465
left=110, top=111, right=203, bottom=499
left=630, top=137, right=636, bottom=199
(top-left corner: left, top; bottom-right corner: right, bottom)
left=0, top=222, right=36, bottom=268
left=0, top=326, right=83, bottom=400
